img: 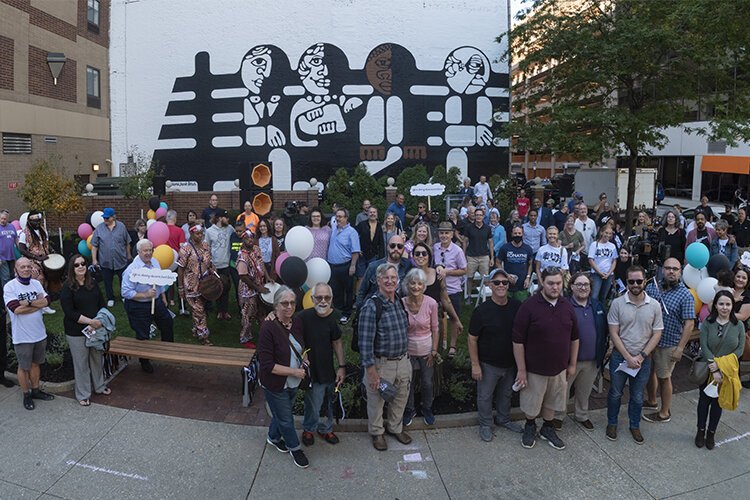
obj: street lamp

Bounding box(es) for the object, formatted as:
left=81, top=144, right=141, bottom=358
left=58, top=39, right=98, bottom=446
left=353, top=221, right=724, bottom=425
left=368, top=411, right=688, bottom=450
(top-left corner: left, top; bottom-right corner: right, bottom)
left=46, top=53, right=66, bottom=85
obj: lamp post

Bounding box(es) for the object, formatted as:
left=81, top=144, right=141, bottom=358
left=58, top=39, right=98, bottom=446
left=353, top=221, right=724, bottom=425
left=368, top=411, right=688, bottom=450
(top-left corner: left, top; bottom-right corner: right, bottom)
left=46, top=53, right=66, bottom=85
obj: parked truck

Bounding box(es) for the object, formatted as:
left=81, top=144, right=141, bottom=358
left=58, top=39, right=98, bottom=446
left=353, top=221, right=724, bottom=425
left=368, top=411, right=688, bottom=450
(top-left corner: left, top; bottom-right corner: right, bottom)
left=574, top=167, right=657, bottom=211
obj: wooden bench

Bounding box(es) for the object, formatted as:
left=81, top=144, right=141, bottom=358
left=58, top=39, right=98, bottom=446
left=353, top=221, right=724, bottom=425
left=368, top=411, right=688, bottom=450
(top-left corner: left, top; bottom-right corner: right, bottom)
left=107, top=337, right=256, bottom=406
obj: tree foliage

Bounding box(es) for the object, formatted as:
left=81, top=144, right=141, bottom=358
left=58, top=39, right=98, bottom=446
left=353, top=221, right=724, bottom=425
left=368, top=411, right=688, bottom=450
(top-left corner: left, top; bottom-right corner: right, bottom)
left=19, top=156, right=82, bottom=214
left=502, top=0, right=750, bottom=230
left=121, top=147, right=161, bottom=200
left=322, top=164, right=387, bottom=215
left=430, top=165, right=462, bottom=217
left=490, top=174, right=516, bottom=220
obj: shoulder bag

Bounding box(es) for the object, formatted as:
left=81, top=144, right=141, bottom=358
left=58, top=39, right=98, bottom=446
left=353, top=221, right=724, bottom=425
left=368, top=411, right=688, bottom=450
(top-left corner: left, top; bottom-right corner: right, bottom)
left=280, top=320, right=312, bottom=390
left=688, top=324, right=729, bottom=385
left=189, top=241, right=224, bottom=301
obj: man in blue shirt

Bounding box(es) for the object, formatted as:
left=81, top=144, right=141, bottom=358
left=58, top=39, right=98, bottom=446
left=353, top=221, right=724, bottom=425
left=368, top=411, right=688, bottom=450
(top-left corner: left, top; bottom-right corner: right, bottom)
left=91, top=207, right=132, bottom=307
left=327, top=208, right=360, bottom=324
left=498, top=225, right=534, bottom=302
left=386, top=193, right=410, bottom=231
left=121, top=239, right=174, bottom=373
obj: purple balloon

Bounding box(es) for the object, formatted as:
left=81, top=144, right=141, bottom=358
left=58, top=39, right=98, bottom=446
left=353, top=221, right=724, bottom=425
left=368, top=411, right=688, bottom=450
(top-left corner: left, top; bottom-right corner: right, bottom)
left=155, top=207, right=167, bottom=219
left=275, top=251, right=289, bottom=277
left=11, top=220, right=20, bottom=231
left=78, top=223, right=93, bottom=239
left=147, top=221, right=170, bottom=247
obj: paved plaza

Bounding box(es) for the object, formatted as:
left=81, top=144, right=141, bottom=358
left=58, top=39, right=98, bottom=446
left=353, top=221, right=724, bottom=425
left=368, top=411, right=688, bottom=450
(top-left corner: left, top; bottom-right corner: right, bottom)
left=1, top=384, right=750, bottom=499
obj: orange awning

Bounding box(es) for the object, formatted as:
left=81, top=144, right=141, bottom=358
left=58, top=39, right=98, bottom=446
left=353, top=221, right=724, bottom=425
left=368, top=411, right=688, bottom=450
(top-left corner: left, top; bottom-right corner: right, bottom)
left=701, top=156, right=750, bottom=175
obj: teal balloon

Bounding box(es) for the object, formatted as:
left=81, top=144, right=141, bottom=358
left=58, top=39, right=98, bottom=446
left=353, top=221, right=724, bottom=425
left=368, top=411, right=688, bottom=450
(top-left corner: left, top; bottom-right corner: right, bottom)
left=159, top=202, right=168, bottom=210
left=685, top=242, right=709, bottom=269
left=13, top=246, right=20, bottom=259
left=78, top=239, right=91, bottom=257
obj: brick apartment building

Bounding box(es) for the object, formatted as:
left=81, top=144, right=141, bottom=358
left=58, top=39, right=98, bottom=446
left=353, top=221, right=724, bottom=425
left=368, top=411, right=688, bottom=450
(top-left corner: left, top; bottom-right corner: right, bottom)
left=0, top=0, right=111, bottom=216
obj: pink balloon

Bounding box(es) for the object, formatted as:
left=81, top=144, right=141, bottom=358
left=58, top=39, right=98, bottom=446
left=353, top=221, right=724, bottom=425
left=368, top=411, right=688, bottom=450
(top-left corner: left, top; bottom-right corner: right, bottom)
left=147, top=221, right=170, bottom=247
left=699, top=303, right=710, bottom=323
left=77, top=222, right=93, bottom=239
left=11, top=220, right=20, bottom=231
left=275, top=251, right=289, bottom=277
left=155, top=207, right=167, bottom=219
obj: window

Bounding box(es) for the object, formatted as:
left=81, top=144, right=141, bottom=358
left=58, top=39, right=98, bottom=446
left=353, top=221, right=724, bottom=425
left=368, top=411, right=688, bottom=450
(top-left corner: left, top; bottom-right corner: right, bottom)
left=2, top=133, right=32, bottom=154
left=87, top=0, right=100, bottom=32
left=86, top=66, right=100, bottom=108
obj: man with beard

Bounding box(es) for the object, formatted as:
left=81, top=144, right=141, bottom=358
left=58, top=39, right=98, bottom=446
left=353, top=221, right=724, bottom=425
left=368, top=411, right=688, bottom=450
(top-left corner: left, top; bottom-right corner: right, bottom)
left=733, top=207, right=750, bottom=251
left=686, top=213, right=717, bottom=251
left=606, top=266, right=664, bottom=444
left=18, top=211, right=54, bottom=314
left=642, top=258, right=694, bottom=423
left=298, top=283, right=346, bottom=447
left=357, top=234, right=412, bottom=308
left=91, top=208, right=132, bottom=308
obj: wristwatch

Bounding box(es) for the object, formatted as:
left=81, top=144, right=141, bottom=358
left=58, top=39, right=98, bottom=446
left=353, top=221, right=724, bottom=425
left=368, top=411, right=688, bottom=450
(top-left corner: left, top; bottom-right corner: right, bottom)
left=639, top=350, right=648, bottom=358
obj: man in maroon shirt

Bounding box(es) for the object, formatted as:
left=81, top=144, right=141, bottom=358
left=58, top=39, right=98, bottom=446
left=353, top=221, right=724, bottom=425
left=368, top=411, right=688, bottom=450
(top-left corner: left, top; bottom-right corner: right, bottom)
left=513, top=267, right=579, bottom=451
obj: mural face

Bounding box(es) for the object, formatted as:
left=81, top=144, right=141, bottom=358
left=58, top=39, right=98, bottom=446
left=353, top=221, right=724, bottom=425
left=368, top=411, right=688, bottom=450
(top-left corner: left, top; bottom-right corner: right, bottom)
left=151, top=43, right=509, bottom=191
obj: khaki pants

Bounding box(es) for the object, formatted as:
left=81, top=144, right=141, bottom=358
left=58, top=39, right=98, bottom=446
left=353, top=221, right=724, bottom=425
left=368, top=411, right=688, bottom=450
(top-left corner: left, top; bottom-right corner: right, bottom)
left=365, top=356, right=412, bottom=436
left=556, top=360, right=598, bottom=421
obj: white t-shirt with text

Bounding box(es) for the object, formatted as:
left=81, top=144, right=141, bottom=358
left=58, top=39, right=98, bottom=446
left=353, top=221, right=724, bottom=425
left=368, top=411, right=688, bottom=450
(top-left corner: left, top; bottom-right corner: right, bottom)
left=588, top=241, right=617, bottom=275
left=4, top=278, right=47, bottom=344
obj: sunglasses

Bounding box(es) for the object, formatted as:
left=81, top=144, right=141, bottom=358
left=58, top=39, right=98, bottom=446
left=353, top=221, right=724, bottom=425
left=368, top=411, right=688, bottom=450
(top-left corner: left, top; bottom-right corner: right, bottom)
left=413, top=251, right=428, bottom=257
left=491, top=280, right=509, bottom=286
left=313, top=295, right=332, bottom=302
left=389, top=243, right=405, bottom=249
left=278, top=301, right=296, bottom=307
left=73, top=262, right=86, bottom=268
left=627, top=279, right=644, bottom=285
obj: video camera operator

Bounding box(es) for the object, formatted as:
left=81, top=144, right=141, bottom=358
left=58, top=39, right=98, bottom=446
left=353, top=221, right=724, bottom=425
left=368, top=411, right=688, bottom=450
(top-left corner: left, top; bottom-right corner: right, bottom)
left=282, top=201, right=303, bottom=228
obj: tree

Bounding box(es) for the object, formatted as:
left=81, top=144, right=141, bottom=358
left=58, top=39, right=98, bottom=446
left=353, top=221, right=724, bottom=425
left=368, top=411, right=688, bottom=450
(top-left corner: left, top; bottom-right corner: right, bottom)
left=430, top=165, right=462, bottom=216
left=322, top=164, right=386, bottom=215
left=19, top=156, right=82, bottom=214
left=121, top=147, right=161, bottom=200
left=503, top=0, right=750, bottom=232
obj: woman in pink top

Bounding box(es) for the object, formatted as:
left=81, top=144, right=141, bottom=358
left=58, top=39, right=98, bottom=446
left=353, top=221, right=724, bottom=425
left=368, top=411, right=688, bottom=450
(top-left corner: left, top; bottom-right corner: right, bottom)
left=305, top=207, right=332, bottom=260
left=401, top=268, right=440, bottom=426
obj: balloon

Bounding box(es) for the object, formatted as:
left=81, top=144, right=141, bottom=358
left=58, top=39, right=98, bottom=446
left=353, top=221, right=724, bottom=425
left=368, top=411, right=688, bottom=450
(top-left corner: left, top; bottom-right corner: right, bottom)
left=77, top=223, right=93, bottom=239
left=697, top=277, right=718, bottom=304
left=305, top=257, right=331, bottom=289
left=77, top=239, right=91, bottom=257
left=147, top=221, right=169, bottom=247
left=169, top=249, right=179, bottom=271
left=146, top=219, right=156, bottom=229
left=85, top=212, right=93, bottom=226
left=682, top=264, right=708, bottom=290
left=86, top=234, right=93, bottom=249
left=275, top=251, right=290, bottom=277
left=148, top=196, right=160, bottom=211
left=19, top=212, right=28, bottom=230
left=302, top=289, right=314, bottom=309
left=159, top=202, right=168, bottom=210
left=147, top=209, right=156, bottom=220
left=91, top=210, right=104, bottom=228
left=285, top=226, right=314, bottom=260
left=11, top=220, right=20, bottom=231
left=154, top=244, right=174, bottom=269
left=699, top=303, right=710, bottom=323
left=689, top=287, right=703, bottom=315
left=13, top=246, right=21, bottom=259
left=155, top=207, right=167, bottom=219
left=706, top=254, right=731, bottom=278
left=685, top=242, right=710, bottom=269
left=280, top=256, right=308, bottom=289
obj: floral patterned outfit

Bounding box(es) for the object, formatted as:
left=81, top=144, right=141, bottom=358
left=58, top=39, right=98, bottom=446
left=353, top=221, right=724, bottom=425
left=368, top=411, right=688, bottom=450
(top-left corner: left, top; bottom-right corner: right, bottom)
left=237, top=245, right=266, bottom=344
left=177, top=241, right=213, bottom=339
left=21, top=227, right=49, bottom=288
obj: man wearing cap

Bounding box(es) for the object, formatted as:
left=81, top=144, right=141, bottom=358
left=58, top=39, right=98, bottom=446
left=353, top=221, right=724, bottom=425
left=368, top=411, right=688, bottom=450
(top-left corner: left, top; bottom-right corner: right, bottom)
left=567, top=192, right=584, bottom=213
left=469, top=268, right=523, bottom=442
left=205, top=209, right=233, bottom=320
left=91, top=207, right=132, bottom=308
left=434, top=221, right=468, bottom=353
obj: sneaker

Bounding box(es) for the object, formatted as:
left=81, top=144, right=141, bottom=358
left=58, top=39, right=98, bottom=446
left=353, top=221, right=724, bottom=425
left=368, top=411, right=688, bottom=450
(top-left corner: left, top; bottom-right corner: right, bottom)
left=31, top=389, right=54, bottom=401
left=301, top=431, right=314, bottom=446
left=551, top=418, right=563, bottom=430
left=107, top=300, right=115, bottom=308
left=266, top=437, right=288, bottom=453
left=642, top=400, right=658, bottom=411
left=403, top=410, right=414, bottom=427
left=339, top=315, right=349, bottom=325
left=695, top=429, right=706, bottom=448
left=629, top=428, right=644, bottom=444
left=642, top=411, right=671, bottom=423
left=291, top=449, right=309, bottom=468
left=539, top=424, right=566, bottom=450
left=23, top=392, right=34, bottom=410
left=318, top=431, right=340, bottom=444
left=578, top=419, right=594, bottom=431
left=498, top=420, right=524, bottom=433
left=479, top=426, right=493, bottom=442
left=423, top=407, right=436, bottom=426
left=522, top=422, right=537, bottom=449
left=42, top=307, right=56, bottom=315
left=706, top=431, right=716, bottom=450
left=606, top=425, right=617, bottom=441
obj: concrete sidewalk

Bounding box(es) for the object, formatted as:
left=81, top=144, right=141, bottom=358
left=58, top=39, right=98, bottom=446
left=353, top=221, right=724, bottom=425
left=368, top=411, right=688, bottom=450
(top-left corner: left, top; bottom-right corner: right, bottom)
left=1, top=386, right=750, bottom=499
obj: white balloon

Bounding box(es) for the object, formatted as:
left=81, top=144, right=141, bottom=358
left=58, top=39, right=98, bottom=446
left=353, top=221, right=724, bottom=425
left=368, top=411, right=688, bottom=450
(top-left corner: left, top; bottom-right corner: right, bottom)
left=146, top=219, right=156, bottom=229
left=697, top=277, right=719, bottom=304
left=91, top=210, right=105, bottom=228
left=305, top=257, right=331, bottom=289
left=19, top=212, right=29, bottom=230
left=682, top=264, right=708, bottom=290
left=169, top=249, right=179, bottom=271
left=285, top=226, right=315, bottom=260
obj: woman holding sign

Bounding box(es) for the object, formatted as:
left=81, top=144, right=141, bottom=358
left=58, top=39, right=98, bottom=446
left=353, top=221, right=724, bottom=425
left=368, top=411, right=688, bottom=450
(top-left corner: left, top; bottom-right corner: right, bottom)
left=177, top=225, right=215, bottom=345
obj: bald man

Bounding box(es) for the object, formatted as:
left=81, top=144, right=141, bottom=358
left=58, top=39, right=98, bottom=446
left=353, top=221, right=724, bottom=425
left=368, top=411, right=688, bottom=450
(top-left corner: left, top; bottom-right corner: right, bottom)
left=642, top=258, right=695, bottom=423
left=3, top=257, right=55, bottom=410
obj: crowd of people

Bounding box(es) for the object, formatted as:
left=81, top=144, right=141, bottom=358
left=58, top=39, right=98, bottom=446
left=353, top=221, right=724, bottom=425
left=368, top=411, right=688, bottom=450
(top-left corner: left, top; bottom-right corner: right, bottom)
left=0, top=178, right=748, bottom=470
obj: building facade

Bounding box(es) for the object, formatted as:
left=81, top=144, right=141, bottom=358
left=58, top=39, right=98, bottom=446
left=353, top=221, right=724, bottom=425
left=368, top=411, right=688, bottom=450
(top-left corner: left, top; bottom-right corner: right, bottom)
left=0, top=0, right=111, bottom=216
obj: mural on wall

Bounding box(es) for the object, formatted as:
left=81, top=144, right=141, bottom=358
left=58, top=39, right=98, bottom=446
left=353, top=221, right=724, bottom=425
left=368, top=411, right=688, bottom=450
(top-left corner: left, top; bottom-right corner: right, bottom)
left=152, top=43, right=509, bottom=191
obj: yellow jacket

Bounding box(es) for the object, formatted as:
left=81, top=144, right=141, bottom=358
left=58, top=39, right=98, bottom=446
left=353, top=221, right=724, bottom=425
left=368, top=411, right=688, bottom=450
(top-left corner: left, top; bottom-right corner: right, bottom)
left=715, top=354, right=741, bottom=411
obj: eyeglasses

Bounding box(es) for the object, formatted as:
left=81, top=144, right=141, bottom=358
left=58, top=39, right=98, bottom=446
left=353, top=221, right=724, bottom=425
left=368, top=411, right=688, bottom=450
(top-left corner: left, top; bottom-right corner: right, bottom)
left=491, top=280, right=509, bottom=286
left=73, top=262, right=86, bottom=268
left=313, top=295, right=332, bottom=302
left=627, top=279, right=644, bottom=285
left=663, top=266, right=680, bottom=272
left=278, top=301, right=296, bottom=308
left=413, top=251, right=428, bottom=257
left=389, top=243, right=404, bottom=249
left=573, top=283, right=590, bottom=288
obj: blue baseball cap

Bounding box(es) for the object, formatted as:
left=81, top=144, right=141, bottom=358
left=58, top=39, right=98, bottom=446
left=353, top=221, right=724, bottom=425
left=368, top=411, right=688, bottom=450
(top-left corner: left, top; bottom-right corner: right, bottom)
left=102, top=207, right=115, bottom=219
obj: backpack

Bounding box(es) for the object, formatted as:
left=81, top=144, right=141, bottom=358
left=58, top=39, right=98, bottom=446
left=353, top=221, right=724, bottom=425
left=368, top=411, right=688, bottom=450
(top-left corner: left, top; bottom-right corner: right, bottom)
left=350, top=295, right=384, bottom=353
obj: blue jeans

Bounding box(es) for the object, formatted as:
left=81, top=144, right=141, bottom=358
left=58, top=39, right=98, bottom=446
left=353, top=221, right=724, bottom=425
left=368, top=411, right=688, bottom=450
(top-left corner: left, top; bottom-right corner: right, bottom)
left=406, top=355, right=435, bottom=416
left=263, top=387, right=301, bottom=451
left=101, top=267, right=125, bottom=302
left=591, top=273, right=613, bottom=303
left=607, top=351, right=651, bottom=429
left=302, top=382, right=335, bottom=434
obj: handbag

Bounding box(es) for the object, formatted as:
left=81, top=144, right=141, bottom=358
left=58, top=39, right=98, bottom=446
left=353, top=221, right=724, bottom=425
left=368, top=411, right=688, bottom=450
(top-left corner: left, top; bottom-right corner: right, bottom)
left=741, top=320, right=750, bottom=361
left=688, top=325, right=729, bottom=385
left=189, top=241, right=224, bottom=301
left=281, top=321, right=312, bottom=390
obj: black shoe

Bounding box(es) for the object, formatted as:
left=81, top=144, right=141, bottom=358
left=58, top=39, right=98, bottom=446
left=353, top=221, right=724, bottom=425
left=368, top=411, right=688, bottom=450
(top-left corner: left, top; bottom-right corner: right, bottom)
left=539, top=424, right=566, bottom=450
left=0, top=377, right=14, bottom=388
left=706, top=431, right=715, bottom=450
left=522, top=422, right=537, bottom=449
left=140, top=359, right=154, bottom=374
left=291, top=449, right=309, bottom=468
left=695, top=429, right=705, bottom=448
left=266, top=437, right=288, bottom=453
left=31, top=389, right=54, bottom=401
left=23, top=392, right=34, bottom=410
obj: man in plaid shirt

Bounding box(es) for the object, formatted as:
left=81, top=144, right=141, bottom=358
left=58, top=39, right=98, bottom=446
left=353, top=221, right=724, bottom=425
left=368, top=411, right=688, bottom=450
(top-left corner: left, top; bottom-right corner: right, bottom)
left=642, top=258, right=695, bottom=423
left=358, top=262, right=411, bottom=451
